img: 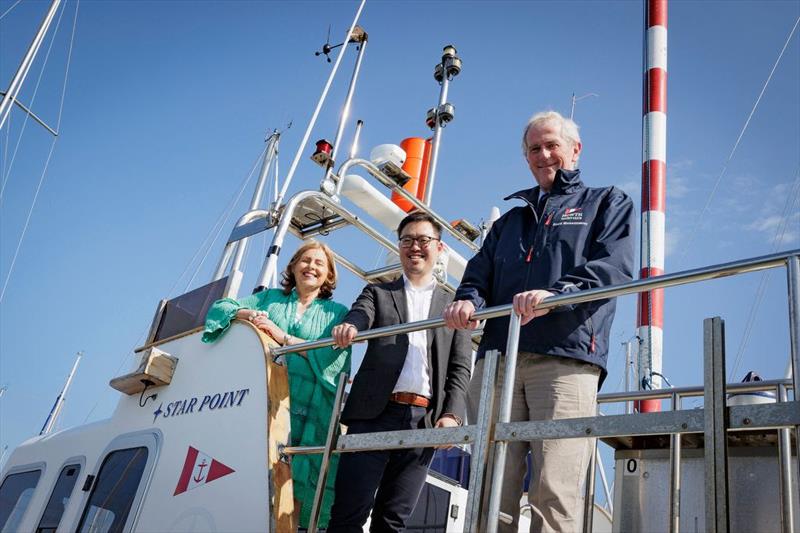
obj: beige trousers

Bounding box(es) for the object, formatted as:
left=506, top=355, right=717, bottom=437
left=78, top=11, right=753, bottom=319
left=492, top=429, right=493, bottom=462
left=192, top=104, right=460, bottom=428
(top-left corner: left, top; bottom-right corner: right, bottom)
left=468, top=352, right=600, bottom=533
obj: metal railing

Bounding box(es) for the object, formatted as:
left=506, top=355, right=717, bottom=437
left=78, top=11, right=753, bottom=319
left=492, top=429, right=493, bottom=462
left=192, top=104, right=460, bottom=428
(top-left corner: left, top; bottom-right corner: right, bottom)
left=270, top=249, right=800, bottom=532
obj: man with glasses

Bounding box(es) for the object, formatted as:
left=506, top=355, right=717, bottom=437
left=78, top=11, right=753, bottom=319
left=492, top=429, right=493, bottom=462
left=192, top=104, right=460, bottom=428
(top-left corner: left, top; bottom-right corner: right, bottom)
left=444, top=110, right=635, bottom=532
left=327, top=211, right=472, bottom=532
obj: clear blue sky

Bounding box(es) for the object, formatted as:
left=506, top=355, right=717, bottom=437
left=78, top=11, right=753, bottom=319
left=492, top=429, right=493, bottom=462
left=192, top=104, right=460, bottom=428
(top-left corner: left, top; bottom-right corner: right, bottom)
left=1, top=0, right=798, bottom=468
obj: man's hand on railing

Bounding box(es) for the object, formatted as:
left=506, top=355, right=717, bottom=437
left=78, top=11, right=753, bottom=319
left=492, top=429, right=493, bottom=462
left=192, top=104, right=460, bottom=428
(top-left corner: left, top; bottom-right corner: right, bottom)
left=443, top=300, right=479, bottom=330
left=433, top=415, right=459, bottom=449
left=512, top=290, right=555, bottom=325
left=332, top=322, right=359, bottom=348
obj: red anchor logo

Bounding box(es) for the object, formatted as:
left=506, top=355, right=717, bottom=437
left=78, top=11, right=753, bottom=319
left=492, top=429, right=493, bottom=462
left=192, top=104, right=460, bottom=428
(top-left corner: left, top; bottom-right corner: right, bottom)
left=174, top=446, right=235, bottom=495
left=193, top=459, right=208, bottom=483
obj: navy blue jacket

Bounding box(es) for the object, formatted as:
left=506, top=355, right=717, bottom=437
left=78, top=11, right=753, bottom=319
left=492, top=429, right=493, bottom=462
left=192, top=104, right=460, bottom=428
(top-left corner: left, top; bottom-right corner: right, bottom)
left=454, top=169, right=635, bottom=387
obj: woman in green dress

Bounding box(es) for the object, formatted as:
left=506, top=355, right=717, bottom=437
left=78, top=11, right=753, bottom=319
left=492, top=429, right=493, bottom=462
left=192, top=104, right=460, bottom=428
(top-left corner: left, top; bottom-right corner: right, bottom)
left=202, top=240, right=351, bottom=529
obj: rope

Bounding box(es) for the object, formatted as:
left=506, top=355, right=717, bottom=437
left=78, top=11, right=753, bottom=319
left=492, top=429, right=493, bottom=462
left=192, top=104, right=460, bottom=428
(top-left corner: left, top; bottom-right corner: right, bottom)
left=729, top=171, right=800, bottom=380
left=0, top=0, right=77, bottom=303
left=677, top=16, right=800, bottom=266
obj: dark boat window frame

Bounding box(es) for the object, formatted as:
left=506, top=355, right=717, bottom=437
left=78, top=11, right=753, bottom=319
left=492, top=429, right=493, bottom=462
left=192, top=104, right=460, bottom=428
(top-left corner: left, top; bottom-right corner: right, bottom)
left=72, top=430, right=160, bottom=533
left=35, top=459, right=84, bottom=533
left=0, top=463, right=45, bottom=531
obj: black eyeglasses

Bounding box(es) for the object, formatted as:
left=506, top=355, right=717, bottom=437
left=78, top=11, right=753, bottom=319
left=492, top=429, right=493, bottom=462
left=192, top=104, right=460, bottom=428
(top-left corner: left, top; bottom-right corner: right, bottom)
left=398, top=236, right=440, bottom=248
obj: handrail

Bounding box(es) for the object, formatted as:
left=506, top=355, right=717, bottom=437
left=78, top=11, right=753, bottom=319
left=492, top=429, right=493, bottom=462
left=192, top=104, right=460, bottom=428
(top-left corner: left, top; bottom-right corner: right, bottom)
left=597, top=378, right=791, bottom=403
left=271, top=248, right=799, bottom=358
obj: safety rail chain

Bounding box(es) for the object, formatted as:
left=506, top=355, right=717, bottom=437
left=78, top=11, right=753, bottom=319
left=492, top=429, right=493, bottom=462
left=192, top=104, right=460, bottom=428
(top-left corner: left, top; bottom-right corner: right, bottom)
left=270, top=249, right=800, bottom=533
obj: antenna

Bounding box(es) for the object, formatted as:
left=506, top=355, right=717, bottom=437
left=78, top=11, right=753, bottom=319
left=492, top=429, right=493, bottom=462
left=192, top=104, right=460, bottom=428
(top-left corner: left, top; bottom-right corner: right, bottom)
left=569, top=92, right=599, bottom=120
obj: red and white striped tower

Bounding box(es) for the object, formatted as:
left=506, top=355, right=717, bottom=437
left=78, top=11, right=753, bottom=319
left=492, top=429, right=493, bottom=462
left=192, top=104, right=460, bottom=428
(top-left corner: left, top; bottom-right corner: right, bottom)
left=637, top=0, right=667, bottom=413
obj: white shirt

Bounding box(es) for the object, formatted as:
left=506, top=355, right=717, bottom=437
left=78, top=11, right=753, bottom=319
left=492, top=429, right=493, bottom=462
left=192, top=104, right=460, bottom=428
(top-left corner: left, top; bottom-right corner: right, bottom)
left=392, top=275, right=435, bottom=397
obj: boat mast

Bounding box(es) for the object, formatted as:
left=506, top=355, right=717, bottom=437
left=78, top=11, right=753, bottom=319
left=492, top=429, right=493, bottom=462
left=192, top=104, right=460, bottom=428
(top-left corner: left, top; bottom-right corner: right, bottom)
left=40, top=350, right=82, bottom=435
left=0, top=0, right=62, bottom=132
left=220, top=131, right=281, bottom=297
left=257, top=0, right=368, bottom=289
left=637, top=0, right=667, bottom=412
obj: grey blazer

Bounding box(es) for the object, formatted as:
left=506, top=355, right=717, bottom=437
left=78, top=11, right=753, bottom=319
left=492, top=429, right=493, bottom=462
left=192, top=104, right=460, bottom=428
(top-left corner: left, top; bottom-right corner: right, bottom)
left=340, top=278, right=473, bottom=428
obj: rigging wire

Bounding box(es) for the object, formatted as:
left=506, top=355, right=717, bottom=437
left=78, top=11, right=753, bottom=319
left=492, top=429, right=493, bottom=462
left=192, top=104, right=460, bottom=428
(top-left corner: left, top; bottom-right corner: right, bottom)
left=0, top=0, right=22, bottom=21
left=0, top=0, right=68, bottom=202
left=0, top=0, right=77, bottom=304
left=183, top=146, right=267, bottom=292
left=728, top=171, right=800, bottom=381
left=676, top=16, right=800, bottom=266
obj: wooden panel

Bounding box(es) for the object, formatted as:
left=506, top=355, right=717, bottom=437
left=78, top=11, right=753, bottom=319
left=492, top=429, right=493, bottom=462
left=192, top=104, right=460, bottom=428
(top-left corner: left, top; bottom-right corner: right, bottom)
left=249, top=321, right=296, bottom=532
left=109, top=347, right=178, bottom=395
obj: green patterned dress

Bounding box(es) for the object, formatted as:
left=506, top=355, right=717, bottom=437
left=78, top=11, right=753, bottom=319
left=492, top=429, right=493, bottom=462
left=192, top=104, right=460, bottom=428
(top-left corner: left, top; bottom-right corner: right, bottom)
left=202, top=288, right=351, bottom=528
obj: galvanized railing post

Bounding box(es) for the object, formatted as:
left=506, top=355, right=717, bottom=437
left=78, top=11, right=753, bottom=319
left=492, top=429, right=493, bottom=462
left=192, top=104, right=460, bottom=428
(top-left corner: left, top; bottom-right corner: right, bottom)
left=582, top=436, right=598, bottom=533
left=307, top=372, right=349, bottom=533
left=669, top=391, right=682, bottom=533
left=485, top=312, right=522, bottom=533
left=786, top=254, right=800, bottom=484
left=703, top=317, right=730, bottom=533
left=777, top=384, right=796, bottom=533
left=464, top=349, right=500, bottom=532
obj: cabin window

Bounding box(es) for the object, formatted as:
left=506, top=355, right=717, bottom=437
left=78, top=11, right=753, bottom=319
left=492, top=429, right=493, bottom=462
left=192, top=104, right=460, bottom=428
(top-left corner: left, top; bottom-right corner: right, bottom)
left=36, top=464, right=82, bottom=533
left=77, top=447, right=148, bottom=533
left=0, top=469, right=42, bottom=532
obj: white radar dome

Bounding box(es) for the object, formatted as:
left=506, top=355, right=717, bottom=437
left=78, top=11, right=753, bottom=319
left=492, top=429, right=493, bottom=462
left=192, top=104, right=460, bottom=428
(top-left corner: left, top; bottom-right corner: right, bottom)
left=369, top=144, right=406, bottom=168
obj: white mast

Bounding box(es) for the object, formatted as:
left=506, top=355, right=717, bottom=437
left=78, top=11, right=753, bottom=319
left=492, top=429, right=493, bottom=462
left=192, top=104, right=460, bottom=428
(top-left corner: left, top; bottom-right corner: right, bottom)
left=0, top=0, right=63, bottom=132
left=40, top=351, right=83, bottom=435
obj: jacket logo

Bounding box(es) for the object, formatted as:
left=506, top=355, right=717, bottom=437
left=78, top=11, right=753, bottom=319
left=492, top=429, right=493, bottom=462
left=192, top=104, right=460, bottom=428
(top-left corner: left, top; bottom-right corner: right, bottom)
left=553, top=208, right=588, bottom=226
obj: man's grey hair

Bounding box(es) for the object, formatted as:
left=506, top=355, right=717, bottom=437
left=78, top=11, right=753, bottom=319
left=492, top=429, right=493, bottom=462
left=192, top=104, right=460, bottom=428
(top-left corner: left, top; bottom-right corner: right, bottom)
left=521, top=110, right=581, bottom=163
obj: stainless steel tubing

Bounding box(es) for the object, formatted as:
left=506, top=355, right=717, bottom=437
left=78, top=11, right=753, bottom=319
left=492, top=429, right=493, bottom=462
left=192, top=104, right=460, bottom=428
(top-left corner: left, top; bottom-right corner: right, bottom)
left=0, top=0, right=62, bottom=132
left=257, top=190, right=401, bottom=292
left=272, top=250, right=799, bottom=358
left=669, top=392, right=682, bottom=533
left=332, top=157, right=480, bottom=252
left=213, top=242, right=235, bottom=281
left=328, top=38, right=367, bottom=167
left=423, top=69, right=451, bottom=206
left=255, top=190, right=320, bottom=289
left=777, top=384, right=796, bottom=533
left=485, top=312, right=522, bottom=533
left=349, top=119, right=363, bottom=159
left=253, top=134, right=280, bottom=211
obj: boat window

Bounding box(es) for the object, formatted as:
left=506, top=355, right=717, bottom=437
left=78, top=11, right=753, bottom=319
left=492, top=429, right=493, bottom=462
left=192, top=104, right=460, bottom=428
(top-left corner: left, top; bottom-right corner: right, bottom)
left=36, top=464, right=82, bottom=533
left=0, top=469, right=42, bottom=532
left=77, top=447, right=148, bottom=533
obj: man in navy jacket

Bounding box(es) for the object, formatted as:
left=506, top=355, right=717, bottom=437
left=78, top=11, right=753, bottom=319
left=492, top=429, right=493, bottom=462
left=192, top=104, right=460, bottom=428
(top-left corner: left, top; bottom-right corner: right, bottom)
left=444, top=110, right=635, bottom=532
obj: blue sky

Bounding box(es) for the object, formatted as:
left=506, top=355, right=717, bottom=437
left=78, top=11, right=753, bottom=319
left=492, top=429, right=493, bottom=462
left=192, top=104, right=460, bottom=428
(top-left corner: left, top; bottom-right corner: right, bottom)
left=1, top=0, right=799, bottom=474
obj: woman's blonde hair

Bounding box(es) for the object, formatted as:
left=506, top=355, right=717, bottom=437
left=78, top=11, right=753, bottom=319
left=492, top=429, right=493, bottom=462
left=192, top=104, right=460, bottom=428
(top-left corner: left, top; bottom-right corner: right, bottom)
left=280, top=240, right=338, bottom=299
